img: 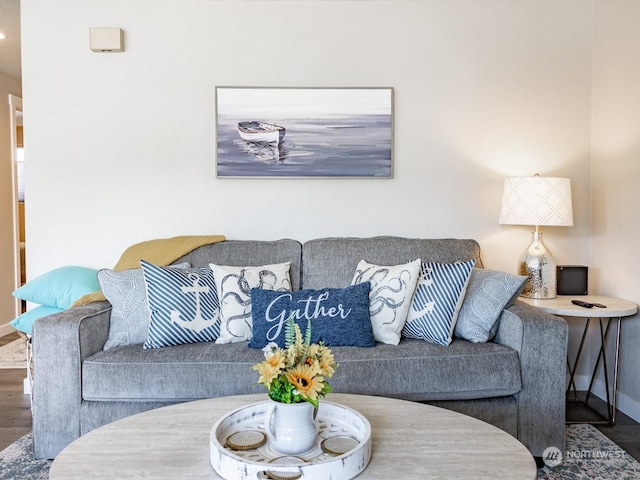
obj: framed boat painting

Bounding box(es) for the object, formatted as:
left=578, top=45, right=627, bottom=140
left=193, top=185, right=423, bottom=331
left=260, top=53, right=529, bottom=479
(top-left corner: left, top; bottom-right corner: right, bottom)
left=215, top=87, right=393, bottom=178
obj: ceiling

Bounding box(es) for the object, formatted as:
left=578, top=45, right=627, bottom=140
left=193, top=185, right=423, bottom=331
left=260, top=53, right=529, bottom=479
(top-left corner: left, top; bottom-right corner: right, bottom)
left=0, top=0, right=21, bottom=81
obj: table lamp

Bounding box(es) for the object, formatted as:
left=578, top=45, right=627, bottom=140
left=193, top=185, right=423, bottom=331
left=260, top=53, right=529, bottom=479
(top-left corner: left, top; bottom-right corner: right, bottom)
left=499, top=175, right=573, bottom=299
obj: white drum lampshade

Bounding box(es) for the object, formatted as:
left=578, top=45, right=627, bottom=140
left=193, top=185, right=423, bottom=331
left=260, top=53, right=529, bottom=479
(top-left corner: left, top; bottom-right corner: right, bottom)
left=499, top=175, right=573, bottom=299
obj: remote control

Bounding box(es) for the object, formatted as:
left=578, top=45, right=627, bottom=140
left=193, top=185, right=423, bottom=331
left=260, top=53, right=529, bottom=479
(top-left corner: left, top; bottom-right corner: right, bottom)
left=572, top=300, right=594, bottom=308
left=571, top=300, right=607, bottom=308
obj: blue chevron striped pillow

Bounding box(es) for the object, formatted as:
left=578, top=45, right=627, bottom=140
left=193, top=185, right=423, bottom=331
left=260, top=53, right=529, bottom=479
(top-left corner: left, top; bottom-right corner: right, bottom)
left=141, top=260, right=220, bottom=349
left=402, top=260, right=475, bottom=346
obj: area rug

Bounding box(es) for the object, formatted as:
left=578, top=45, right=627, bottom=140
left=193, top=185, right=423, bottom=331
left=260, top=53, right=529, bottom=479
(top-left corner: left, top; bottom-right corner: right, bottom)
left=0, top=338, right=27, bottom=369
left=0, top=433, right=50, bottom=479
left=1, top=425, right=639, bottom=479
left=538, top=424, right=640, bottom=479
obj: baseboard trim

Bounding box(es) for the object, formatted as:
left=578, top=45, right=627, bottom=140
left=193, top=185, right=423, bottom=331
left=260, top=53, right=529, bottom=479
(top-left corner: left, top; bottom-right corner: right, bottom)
left=0, top=323, right=15, bottom=337
left=569, top=374, right=640, bottom=423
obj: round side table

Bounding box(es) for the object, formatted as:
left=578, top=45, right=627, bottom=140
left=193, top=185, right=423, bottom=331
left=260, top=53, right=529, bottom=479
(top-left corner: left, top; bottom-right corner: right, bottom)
left=519, top=295, right=637, bottom=425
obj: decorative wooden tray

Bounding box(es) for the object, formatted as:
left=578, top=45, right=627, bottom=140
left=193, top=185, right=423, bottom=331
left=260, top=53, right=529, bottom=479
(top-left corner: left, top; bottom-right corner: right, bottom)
left=210, top=400, right=372, bottom=480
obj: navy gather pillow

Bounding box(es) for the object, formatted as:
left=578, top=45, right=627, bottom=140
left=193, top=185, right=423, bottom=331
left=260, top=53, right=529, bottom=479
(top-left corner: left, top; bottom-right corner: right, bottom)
left=249, top=282, right=375, bottom=349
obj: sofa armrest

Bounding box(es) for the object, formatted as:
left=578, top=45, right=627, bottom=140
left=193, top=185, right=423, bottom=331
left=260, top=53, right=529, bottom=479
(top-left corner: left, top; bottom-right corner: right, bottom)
left=492, top=300, right=568, bottom=457
left=32, top=301, right=112, bottom=459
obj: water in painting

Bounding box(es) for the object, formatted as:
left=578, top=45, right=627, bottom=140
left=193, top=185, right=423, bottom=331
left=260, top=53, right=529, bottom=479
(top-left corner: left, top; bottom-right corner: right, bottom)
left=215, top=88, right=393, bottom=178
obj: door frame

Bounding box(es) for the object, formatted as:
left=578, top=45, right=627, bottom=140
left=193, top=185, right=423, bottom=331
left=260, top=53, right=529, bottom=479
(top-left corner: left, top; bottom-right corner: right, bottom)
left=0, top=94, right=23, bottom=337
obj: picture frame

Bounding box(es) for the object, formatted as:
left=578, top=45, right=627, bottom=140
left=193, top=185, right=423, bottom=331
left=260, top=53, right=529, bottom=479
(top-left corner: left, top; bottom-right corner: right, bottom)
left=215, top=87, right=393, bottom=178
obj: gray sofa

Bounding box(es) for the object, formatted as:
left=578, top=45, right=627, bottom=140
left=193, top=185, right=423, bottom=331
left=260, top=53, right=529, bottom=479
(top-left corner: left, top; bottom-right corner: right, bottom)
left=32, top=236, right=567, bottom=459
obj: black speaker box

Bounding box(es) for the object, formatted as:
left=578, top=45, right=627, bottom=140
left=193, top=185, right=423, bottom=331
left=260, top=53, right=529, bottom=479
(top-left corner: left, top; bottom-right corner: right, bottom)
left=556, top=265, right=588, bottom=295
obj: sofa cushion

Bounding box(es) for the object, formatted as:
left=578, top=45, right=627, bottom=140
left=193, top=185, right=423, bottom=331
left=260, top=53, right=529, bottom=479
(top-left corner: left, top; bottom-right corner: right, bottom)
left=173, top=239, right=303, bottom=290
left=302, top=237, right=482, bottom=290
left=249, top=282, right=375, bottom=349
left=141, top=261, right=220, bottom=349
left=455, top=269, right=527, bottom=343
left=351, top=259, right=421, bottom=345
left=211, top=262, right=292, bottom=344
left=328, top=339, right=522, bottom=401
left=99, top=262, right=190, bottom=350
left=81, top=338, right=521, bottom=403
left=403, top=260, right=475, bottom=346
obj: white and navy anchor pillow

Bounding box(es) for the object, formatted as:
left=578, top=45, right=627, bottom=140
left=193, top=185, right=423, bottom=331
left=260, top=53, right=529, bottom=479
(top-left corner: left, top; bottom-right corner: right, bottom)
left=211, top=263, right=292, bottom=344
left=249, top=282, right=375, bottom=349
left=351, top=259, right=421, bottom=345
left=141, top=260, right=220, bottom=349
left=403, top=260, right=475, bottom=346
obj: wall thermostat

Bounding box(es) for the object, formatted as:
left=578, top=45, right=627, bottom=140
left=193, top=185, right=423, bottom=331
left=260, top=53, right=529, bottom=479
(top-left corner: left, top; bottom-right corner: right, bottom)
left=90, top=28, right=124, bottom=53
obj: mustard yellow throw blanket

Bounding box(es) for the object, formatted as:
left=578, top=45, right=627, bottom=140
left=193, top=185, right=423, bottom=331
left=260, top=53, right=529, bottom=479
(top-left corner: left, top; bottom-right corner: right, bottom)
left=72, top=235, right=226, bottom=306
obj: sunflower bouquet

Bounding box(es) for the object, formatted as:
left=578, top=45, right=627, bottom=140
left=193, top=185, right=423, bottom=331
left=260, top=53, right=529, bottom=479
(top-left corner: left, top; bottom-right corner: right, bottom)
left=253, top=316, right=337, bottom=408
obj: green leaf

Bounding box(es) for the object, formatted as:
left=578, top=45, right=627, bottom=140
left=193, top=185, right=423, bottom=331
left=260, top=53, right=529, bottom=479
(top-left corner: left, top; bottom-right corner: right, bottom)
left=320, top=383, right=333, bottom=396
left=304, top=318, right=312, bottom=346
left=284, top=313, right=295, bottom=348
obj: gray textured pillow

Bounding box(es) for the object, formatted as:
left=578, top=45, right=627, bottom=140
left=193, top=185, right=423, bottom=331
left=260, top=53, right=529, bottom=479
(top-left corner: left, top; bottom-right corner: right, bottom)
left=454, top=268, right=526, bottom=343
left=99, top=262, right=190, bottom=350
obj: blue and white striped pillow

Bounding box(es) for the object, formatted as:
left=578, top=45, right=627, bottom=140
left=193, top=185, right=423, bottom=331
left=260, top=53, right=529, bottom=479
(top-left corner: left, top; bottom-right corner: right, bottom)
left=402, top=260, right=475, bottom=346
left=141, top=260, right=220, bottom=349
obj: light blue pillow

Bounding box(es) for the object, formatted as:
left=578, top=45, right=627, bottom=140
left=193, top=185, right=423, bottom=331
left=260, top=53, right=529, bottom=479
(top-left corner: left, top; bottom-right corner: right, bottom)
left=141, top=260, right=220, bottom=349
left=10, top=305, right=64, bottom=335
left=249, top=282, right=375, bottom=349
left=402, top=260, right=475, bottom=346
left=454, top=268, right=527, bottom=343
left=12, top=266, right=100, bottom=309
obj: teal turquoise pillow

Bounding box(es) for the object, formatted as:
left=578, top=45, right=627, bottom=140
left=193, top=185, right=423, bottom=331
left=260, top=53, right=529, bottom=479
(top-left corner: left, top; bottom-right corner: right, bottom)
left=403, top=260, right=475, bottom=346
left=249, top=282, right=375, bottom=349
left=141, top=260, right=220, bottom=349
left=12, top=266, right=100, bottom=309
left=10, top=305, right=64, bottom=335
left=454, top=268, right=527, bottom=343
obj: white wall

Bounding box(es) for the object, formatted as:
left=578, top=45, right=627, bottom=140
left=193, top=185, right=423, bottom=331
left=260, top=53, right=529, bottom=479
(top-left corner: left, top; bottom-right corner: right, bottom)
left=0, top=73, right=22, bottom=330
left=592, top=0, right=640, bottom=421
left=21, top=0, right=592, bottom=278
left=31, top=0, right=640, bottom=420
left=33, top=0, right=640, bottom=417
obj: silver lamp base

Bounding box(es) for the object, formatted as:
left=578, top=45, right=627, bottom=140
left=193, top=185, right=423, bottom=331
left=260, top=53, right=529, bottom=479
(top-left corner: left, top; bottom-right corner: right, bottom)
left=518, top=231, right=557, bottom=299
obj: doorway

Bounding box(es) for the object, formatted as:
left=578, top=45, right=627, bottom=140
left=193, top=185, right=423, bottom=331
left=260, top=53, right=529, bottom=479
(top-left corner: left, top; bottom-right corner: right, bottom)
left=0, top=94, right=23, bottom=337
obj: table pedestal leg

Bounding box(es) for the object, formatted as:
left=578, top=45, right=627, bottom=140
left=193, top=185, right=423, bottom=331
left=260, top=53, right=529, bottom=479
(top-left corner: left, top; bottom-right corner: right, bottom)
left=567, top=317, right=621, bottom=426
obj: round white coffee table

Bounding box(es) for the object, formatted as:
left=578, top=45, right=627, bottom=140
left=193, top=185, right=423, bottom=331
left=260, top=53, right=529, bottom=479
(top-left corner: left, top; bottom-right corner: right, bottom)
left=49, top=393, right=536, bottom=479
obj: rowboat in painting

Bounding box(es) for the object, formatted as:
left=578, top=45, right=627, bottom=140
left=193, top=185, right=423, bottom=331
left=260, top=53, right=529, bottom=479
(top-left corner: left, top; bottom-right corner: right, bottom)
left=237, top=121, right=286, bottom=144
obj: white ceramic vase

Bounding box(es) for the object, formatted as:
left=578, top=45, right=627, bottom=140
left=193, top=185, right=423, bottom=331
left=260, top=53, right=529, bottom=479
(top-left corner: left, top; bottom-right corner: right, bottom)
left=264, top=399, right=318, bottom=455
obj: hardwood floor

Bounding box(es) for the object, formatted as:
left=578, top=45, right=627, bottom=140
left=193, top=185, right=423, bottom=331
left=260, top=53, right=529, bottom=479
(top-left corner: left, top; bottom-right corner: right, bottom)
left=567, top=390, right=640, bottom=462
left=1, top=330, right=639, bottom=463
left=0, top=331, right=32, bottom=451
